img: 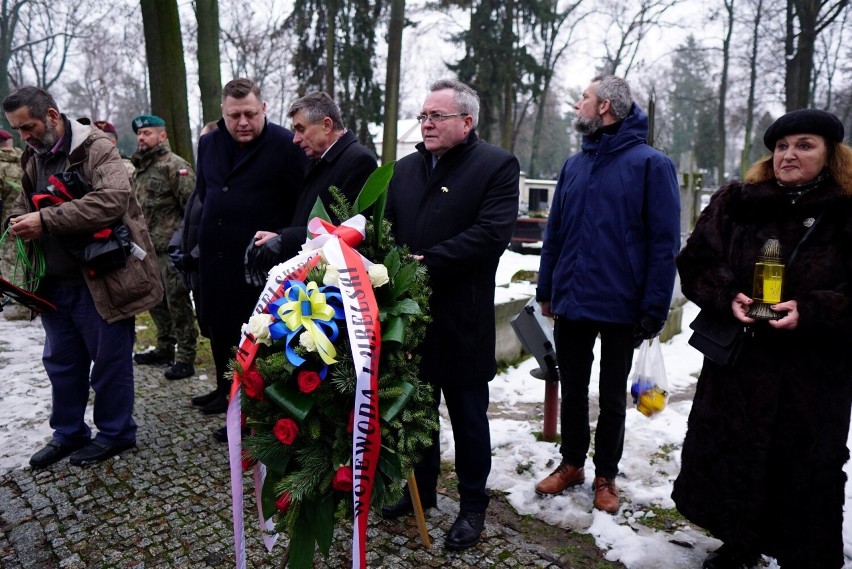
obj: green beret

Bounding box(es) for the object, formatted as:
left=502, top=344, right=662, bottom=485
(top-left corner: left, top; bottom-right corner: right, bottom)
left=132, top=115, right=166, bottom=133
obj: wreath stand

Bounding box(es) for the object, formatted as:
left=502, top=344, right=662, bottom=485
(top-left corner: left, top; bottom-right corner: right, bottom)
left=406, top=472, right=432, bottom=548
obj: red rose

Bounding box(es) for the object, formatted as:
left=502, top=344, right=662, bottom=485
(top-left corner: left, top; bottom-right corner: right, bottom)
left=273, top=418, right=299, bottom=445
left=242, top=368, right=265, bottom=400
left=347, top=408, right=354, bottom=433
left=241, top=450, right=255, bottom=472
left=332, top=465, right=353, bottom=493
left=275, top=492, right=292, bottom=513
left=297, top=370, right=322, bottom=394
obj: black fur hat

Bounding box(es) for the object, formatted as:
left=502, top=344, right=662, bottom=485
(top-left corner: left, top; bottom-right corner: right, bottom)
left=763, top=109, right=845, bottom=150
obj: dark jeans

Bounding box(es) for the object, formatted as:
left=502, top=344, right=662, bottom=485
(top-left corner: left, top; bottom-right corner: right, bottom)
left=413, top=382, right=491, bottom=513
left=554, top=318, right=634, bottom=479
left=40, top=282, right=136, bottom=446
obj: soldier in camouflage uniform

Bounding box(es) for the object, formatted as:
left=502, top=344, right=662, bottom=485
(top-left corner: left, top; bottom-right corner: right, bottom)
left=0, top=129, right=29, bottom=320
left=131, top=115, right=198, bottom=380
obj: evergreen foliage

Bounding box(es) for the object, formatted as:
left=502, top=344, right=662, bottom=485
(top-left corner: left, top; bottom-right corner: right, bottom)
left=237, top=180, right=437, bottom=568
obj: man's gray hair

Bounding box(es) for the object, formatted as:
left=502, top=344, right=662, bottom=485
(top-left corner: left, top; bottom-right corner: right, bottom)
left=429, top=79, right=479, bottom=127
left=287, top=91, right=344, bottom=131
left=2, top=86, right=59, bottom=121
left=592, top=75, right=633, bottom=121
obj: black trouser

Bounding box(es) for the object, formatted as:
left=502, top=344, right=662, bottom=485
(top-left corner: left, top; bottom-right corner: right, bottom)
left=208, top=331, right=235, bottom=395
left=554, top=318, right=634, bottom=479
left=413, top=382, right=491, bottom=514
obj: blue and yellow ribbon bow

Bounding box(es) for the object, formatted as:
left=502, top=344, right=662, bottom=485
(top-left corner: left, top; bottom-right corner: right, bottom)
left=268, top=280, right=344, bottom=369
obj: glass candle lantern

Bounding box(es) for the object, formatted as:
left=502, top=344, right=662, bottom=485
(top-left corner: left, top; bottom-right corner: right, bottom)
left=747, top=237, right=786, bottom=320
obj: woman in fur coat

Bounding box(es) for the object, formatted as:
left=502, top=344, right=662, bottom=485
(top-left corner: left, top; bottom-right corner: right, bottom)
left=673, top=109, right=852, bottom=569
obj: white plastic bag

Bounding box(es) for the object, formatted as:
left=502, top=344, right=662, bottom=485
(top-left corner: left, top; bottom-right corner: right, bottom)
left=629, top=337, right=669, bottom=417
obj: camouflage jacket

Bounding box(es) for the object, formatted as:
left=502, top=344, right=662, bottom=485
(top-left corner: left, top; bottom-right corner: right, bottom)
left=132, top=140, right=195, bottom=253
left=0, top=146, right=22, bottom=224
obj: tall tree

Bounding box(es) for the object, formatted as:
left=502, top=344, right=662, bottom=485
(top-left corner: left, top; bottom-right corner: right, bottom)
left=381, top=0, right=404, bottom=164
left=445, top=0, right=542, bottom=148
left=666, top=35, right=718, bottom=173
left=195, top=0, right=222, bottom=125
left=598, top=0, right=685, bottom=78
left=784, top=0, right=849, bottom=110
left=526, top=0, right=588, bottom=177
left=140, top=0, right=193, bottom=163
left=220, top=0, right=296, bottom=122
left=716, top=0, right=734, bottom=184
left=288, top=0, right=384, bottom=147
left=740, top=0, right=764, bottom=178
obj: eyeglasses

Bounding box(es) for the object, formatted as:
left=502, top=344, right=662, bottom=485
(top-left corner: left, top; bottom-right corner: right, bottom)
left=416, top=112, right=469, bottom=124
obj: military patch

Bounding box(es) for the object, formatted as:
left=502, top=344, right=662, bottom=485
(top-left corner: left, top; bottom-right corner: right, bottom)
left=178, top=168, right=189, bottom=176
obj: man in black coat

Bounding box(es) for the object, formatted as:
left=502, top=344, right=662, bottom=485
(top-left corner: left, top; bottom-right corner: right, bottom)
left=246, top=91, right=377, bottom=278
left=186, top=78, right=306, bottom=416
left=381, top=79, right=520, bottom=551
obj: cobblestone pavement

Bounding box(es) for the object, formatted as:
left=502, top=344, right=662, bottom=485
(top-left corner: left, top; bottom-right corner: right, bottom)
left=0, top=363, right=569, bottom=569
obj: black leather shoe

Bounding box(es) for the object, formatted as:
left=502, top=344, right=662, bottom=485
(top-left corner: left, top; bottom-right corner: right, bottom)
left=702, top=545, right=760, bottom=569
left=69, top=439, right=136, bottom=466
left=212, top=426, right=228, bottom=443
left=191, top=389, right=220, bottom=407
left=29, top=440, right=89, bottom=468
left=199, top=392, right=228, bottom=414
left=134, top=350, right=174, bottom=366
left=164, top=361, right=195, bottom=380
left=380, top=487, right=437, bottom=519
left=445, top=510, right=486, bottom=551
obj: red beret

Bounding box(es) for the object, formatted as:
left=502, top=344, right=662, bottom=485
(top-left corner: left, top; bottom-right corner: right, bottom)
left=93, top=120, right=117, bottom=134
left=0, top=129, right=12, bottom=140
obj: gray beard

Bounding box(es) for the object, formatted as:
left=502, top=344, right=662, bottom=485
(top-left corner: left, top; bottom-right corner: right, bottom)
left=573, top=115, right=602, bottom=136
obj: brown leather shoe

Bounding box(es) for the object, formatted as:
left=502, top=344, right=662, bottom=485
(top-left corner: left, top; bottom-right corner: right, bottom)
left=535, top=461, right=585, bottom=496
left=592, top=476, right=619, bottom=513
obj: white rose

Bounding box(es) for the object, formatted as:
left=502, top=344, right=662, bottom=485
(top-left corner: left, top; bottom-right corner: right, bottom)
left=368, top=264, right=389, bottom=288
left=247, top=314, right=274, bottom=346
left=299, top=331, right=317, bottom=352
left=323, top=265, right=340, bottom=286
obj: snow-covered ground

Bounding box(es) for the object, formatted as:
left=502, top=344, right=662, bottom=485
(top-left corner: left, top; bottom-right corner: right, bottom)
left=1, top=249, right=850, bottom=569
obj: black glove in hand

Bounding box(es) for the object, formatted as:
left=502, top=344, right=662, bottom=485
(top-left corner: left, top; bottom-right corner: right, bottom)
left=168, top=245, right=188, bottom=272
left=244, top=234, right=283, bottom=287
left=633, top=315, right=666, bottom=348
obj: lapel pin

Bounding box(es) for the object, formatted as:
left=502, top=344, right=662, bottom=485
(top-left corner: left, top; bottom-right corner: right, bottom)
left=441, top=186, right=449, bottom=193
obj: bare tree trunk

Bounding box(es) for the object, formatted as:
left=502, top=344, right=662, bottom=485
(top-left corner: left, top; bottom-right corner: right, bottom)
left=741, top=0, right=763, bottom=178
left=785, top=0, right=849, bottom=111
left=717, top=0, right=734, bottom=185
left=141, top=0, right=194, bottom=163
left=381, top=0, right=404, bottom=164
left=325, top=0, right=337, bottom=97
left=196, top=0, right=222, bottom=125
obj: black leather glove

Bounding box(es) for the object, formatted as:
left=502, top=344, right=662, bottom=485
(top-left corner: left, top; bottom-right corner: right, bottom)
left=168, top=245, right=187, bottom=272
left=244, top=234, right=284, bottom=287
left=633, top=315, right=666, bottom=348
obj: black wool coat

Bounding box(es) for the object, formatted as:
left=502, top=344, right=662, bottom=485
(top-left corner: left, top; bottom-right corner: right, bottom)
left=278, top=129, right=377, bottom=256
left=193, top=119, right=307, bottom=338
left=386, top=131, right=520, bottom=387
left=672, top=177, right=852, bottom=568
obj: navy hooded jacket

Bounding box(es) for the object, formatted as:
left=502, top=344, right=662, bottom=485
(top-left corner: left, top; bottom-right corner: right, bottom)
left=537, top=103, right=680, bottom=324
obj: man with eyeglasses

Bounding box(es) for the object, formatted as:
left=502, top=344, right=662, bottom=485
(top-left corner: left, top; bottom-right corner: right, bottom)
left=178, top=78, right=306, bottom=421
left=382, top=79, right=520, bottom=552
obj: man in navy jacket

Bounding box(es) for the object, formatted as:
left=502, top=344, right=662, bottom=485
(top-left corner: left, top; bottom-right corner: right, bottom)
left=382, top=79, right=520, bottom=551
left=535, top=75, right=680, bottom=513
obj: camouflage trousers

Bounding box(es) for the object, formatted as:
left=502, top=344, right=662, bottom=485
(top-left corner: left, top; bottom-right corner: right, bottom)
left=149, top=252, right=198, bottom=363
